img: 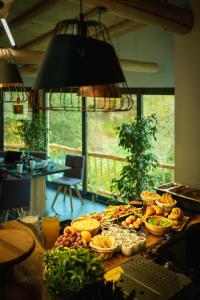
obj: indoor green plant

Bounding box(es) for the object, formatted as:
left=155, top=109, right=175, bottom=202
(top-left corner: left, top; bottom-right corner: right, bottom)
left=111, top=114, right=159, bottom=202
left=41, top=247, right=125, bottom=300
left=14, top=113, right=48, bottom=152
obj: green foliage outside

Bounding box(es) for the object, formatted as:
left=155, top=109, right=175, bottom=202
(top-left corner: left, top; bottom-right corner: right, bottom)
left=111, top=114, right=159, bottom=202
left=14, top=114, right=48, bottom=151
left=4, top=93, right=175, bottom=196
left=143, top=95, right=174, bottom=164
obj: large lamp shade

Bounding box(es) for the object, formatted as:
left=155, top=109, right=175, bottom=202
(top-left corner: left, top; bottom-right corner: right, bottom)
left=34, top=34, right=125, bottom=89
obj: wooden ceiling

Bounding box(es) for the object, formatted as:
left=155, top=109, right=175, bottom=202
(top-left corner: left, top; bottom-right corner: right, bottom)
left=0, top=0, right=194, bottom=76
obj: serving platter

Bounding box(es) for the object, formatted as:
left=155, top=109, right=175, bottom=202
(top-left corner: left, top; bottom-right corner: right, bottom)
left=172, top=216, right=190, bottom=232
left=102, top=205, right=142, bottom=222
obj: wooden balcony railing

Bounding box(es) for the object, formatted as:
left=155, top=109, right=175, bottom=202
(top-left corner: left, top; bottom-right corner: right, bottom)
left=5, top=143, right=175, bottom=198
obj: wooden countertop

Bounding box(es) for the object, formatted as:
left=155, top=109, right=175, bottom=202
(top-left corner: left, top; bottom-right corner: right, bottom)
left=1, top=213, right=200, bottom=300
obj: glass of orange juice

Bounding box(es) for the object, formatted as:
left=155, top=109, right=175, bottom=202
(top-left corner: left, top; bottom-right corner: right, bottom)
left=42, top=216, right=60, bottom=249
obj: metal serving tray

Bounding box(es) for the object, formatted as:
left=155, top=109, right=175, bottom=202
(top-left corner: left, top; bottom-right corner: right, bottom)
left=155, top=182, right=200, bottom=212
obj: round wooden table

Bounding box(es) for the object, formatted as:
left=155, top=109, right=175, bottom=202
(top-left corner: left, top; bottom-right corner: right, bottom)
left=0, top=229, right=35, bottom=269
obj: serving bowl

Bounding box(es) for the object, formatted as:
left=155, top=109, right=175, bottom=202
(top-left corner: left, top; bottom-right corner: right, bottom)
left=141, top=191, right=161, bottom=206
left=156, top=198, right=177, bottom=213
left=145, top=216, right=172, bottom=236
left=71, top=217, right=100, bottom=236
left=89, top=235, right=117, bottom=260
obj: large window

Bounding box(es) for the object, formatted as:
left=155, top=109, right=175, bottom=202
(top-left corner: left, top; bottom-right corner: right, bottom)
left=87, top=96, right=137, bottom=196
left=143, top=95, right=174, bottom=164
left=143, top=92, right=175, bottom=183
left=47, top=93, right=82, bottom=163
left=4, top=92, right=30, bottom=149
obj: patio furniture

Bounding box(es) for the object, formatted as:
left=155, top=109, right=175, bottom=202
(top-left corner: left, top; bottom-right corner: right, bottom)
left=0, top=177, right=31, bottom=222
left=51, top=154, right=85, bottom=211
left=0, top=160, right=70, bottom=217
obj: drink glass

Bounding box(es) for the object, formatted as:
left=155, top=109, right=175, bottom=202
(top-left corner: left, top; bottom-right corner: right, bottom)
left=20, top=209, right=39, bottom=227
left=29, top=160, right=35, bottom=171
left=16, top=163, right=23, bottom=173
left=42, top=216, right=60, bottom=249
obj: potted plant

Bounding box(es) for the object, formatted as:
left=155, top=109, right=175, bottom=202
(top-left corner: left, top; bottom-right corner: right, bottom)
left=111, top=114, right=159, bottom=202
left=14, top=113, right=48, bottom=152
left=41, top=247, right=126, bottom=300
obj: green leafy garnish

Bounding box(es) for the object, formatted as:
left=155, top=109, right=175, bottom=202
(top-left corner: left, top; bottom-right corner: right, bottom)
left=41, top=247, right=104, bottom=299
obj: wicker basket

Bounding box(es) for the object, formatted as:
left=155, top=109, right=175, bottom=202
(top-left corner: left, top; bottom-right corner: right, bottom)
left=141, top=191, right=160, bottom=206
left=89, top=236, right=117, bottom=260
left=155, top=199, right=177, bottom=213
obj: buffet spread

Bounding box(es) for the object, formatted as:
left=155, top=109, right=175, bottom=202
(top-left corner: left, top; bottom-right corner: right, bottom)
left=52, top=190, right=191, bottom=260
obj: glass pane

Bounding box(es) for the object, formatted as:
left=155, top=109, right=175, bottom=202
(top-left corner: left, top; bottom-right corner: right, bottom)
left=87, top=95, right=137, bottom=197
left=47, top=93, right=82, bottom=165
left=4, top=92, right=30, bottom=150
left=143, top=95, right=175, bottom=183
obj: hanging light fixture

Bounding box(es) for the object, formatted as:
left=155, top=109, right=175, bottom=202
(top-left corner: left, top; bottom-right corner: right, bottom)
left=13, top=97, right=24, bottom=114
left=33, top=1, right=133, bottom=112
left=0, top=47, right=27, bottom=113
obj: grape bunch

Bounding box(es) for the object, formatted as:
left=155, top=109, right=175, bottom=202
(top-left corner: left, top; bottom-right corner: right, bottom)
left=55, top=228, right=83, bottom=248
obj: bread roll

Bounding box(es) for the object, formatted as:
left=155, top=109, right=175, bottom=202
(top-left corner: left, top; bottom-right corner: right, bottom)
left=146, top=206, right=155, bottom=217
left=152, top=205, right=164, bottom=216
left=168, top=207, right=184, bottom=220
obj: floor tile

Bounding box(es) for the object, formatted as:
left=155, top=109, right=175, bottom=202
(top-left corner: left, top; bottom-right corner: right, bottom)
left=46, top=185, right=107, bottom=221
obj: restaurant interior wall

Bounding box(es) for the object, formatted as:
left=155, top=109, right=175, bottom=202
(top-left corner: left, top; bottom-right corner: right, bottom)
left=112, top=25, right=175, bottom=88
left=175, top=0, right=200, bottom=189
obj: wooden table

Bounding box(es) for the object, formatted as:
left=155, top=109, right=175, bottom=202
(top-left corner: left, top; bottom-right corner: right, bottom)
left=0, top=162, right=70, bottom=216
left=0, top=221, right=48, bottom=300
left=1, top=215, right=200, bottom=300
left=0, top=229, right=35, bottom=269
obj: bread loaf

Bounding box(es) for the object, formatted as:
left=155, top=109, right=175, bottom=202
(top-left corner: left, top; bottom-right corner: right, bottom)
left=146, top=206, right=155, bottom=217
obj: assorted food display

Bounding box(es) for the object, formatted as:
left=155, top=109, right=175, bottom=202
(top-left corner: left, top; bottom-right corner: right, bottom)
left=156, top=182, right=200, bottom=201
left=53, top=190, right=190, bottom=260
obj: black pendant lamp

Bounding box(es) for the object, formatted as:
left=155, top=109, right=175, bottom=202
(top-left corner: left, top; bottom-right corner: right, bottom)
left=33, top=2, right=133, bottom=112
left=0, top=48, right=27, bottom=113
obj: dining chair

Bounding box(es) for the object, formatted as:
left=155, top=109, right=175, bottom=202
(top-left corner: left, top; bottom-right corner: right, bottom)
left=0, top=177, right=31, bottom=222
left=51, top=154, right=85, bottom=211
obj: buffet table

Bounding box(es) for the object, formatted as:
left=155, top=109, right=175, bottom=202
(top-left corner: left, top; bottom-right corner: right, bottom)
left=1, top=213, right=200, bottom=300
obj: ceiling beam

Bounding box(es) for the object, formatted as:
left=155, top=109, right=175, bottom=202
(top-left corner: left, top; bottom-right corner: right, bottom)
left=11, top=49, right=44, bottom=64
left=19, top=6, right=101, bottom=50
left=120, top=59, right=159, bottom=73
left=19, top=11, right=144, bottom=50
left=70, top=0, right=193, bottom=34
left=108, top=19, right=144, bottom=37
left=7, top=49, right=159, bottom=74
left=0, top=0, right=62, bottom=36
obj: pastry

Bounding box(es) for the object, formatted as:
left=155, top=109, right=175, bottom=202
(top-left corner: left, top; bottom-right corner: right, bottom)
left=152, top=205, right=164, bottom=216
left=146, top=206, right=155, bottom=217
left=168, top=207, right=183, bottom=221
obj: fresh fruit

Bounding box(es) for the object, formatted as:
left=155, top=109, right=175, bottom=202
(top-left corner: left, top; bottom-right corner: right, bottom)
left=63, top=226, right=76, bottom=235
left=81, top=238, right=88, bottom=248
left=81, top=230, right=91, bottom=243
left=55, top=230, right=83, bottom=248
